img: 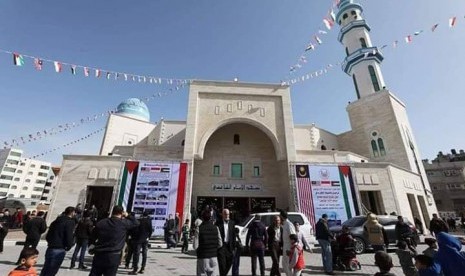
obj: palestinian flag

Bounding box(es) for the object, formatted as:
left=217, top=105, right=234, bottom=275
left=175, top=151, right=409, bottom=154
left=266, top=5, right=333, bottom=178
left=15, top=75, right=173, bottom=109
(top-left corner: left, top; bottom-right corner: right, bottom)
left=13, top=53, right=25, bottom=66
left=54, top=61, right=62, bottom=72
left=95, top=69, right=101, bottom=78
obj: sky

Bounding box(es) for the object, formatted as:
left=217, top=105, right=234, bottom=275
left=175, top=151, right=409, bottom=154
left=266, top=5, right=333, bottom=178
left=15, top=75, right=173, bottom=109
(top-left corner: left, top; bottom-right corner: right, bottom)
left=0, top=0, right=464, bottom=166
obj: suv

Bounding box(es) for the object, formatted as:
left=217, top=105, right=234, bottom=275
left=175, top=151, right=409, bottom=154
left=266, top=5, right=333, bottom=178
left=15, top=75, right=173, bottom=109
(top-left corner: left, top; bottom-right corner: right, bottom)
left=329, top=215, right=419, bottom=254
left=236, top=212, right=316, bottom=249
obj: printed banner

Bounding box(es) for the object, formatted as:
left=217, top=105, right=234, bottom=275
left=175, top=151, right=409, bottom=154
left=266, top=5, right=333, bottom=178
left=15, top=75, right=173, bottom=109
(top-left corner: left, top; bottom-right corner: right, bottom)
left=295, top=164, right=359, bottom=228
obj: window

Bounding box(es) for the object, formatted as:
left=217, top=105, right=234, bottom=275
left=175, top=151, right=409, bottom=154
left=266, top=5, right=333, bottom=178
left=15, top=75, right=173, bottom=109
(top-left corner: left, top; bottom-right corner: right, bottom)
left=360, top=38, right=367, bottom=48
left=10, top=151, right=21, bottom=157
left=351, top=10, right=356, bottom=16
left=231, top=163, right=243, bottom=178
left=33, top=187, right=43, bottom=192
left=22, top=187, right=28, bottom=190
left=6, top=159, right=19, bottom=165
left=7, top=194, right=13, bottom=198
left=17, top=170, right=23, bottom=174
left=31, top=195, right=41, bottom=199
left=181, top=140, right=185, bottom=146
left=38, top=172, right=48, bottom=177
left=40, top=165, right=50, bottom=170
left=49, top=175, right=54, bottom=180
left=371, top=140, right=380, bottom=157
left=20, top=195, right=25, bottom=198
left=233, top=134, right=240, bottom=145
left=0, top=184, right=9, bottom=188
left=378, top=138, right=386, bottom=156
left=288, top=214, right=305, bottom=226
left=30, top=164, right=36, bottom=168
left=253, top=166, right=261, bottom=177
left=28, top=172, right=33, bottom=175
left=0, top=175, right=13, bottom=181
left=352, top=74, right=361, bottom=99
left=213, top=165, right=221, bottom=176
left=13, top=178, right=19, bottom=181
left=3, top=167, right=16, bottom=173
left=343, top=13, right=348, bottom=19
left=36, top=180, right=46, bottom=184
left=345, top=47, right=349, bottom=56
left=435, top=200, right=442, bottom=205
left=11, top=185, right=17, bottom=189
left=20, top=162, right=25, bottom=166
left=25, top=179, right=31, bottom=183
left=321, top=145, right=327, bottom=150
left=368, top=65, right=380, bottom=91
left=0, top=192, right=6, bottom=196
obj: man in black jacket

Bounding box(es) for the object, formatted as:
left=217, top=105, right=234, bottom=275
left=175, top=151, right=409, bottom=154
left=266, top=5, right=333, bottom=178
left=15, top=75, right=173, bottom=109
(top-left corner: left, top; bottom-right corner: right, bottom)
left=129, top=211, right=154, bottom=275
left=89, top=205, right=139, bottom=276
left=194, top=210, right=222, bottom=276
left=70, top=210, right=93, bottom=269
left=40, top=207, right=76, bottom=276
left=315, top=214, right=334, bottom=275
left=216, top=209, right=235, bottom=276
left=16, top=211, right=47, bottom=264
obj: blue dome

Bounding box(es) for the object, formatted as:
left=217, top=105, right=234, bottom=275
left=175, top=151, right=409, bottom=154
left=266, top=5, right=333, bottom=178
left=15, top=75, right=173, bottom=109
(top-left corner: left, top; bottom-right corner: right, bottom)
left=116, top=98, right=150, bottom=122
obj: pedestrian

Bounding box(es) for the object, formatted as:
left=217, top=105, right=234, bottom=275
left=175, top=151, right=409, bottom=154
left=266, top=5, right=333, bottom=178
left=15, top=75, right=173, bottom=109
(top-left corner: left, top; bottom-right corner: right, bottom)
left=414, top=254, right=442, bottom=276
left=181, top=219, right=190, bottom=253
left=374, top=251, right=396, bottom=276
left=16, top=211, right=47, bottom=264
left=414, top=217, right=424, bottom=235
left=90, top=205, right=98, bottom=223
left=293, top=222, right=312, bottom=251
left=14, top=208, right=24, bottom=229
left=70, top=210, right=93, bottom=269
left=395, top=216, right=416, bottom=252
left=363, top=213, right=389, bottom=252
left=429, top=214, right=448, bottom=237
left=88, top=206, right=139, bottom=276
left=447, top=217, right=456, bottom=231
left=40, top=207, right=76, bottom=276
left=0, top=210, right=10, bottom=253
left=193, top=210, right=222, bottom=276
left=267, top=215, right=283, bottom=276
left=165, top=214, right=177, bottom=248
left=3, top=209, right=13, bottom=228
left=280, top=210, right=296, bottom=276
left=434, top=232, right=465, bottom=276
left=175, top=212, right=181, bottom=244
left=395, top=240, right=417, bottom=276
left=231, top=227, right=243, bottom=276
left=75, top=203, right=83, bottom=222
left=288, top=234, right=305, bottom=276
left=315, top=214, right=334, bottom=275
left=422, top=238, right=438, bottom=258
left=216, top=209, right=235, bottom=276
left=8, top=248, right=39, bottom=276
left=23, top=211, right=32, bottom=229
left=129, top=211, right=154, bottom=275
left=246, top=215, right=268, bottom=276
left=124, top=212, right=138, bottom=270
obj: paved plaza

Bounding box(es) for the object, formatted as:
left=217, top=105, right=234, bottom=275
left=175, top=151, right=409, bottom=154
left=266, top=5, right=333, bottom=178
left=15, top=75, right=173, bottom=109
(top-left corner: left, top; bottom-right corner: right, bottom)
left=0, top=240, right=426, bottom=276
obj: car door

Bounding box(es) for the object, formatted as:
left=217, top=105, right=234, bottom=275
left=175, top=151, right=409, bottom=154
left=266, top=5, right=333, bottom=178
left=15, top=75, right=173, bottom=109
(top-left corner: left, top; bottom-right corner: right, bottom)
left=379, top=218, right=397, bottom=244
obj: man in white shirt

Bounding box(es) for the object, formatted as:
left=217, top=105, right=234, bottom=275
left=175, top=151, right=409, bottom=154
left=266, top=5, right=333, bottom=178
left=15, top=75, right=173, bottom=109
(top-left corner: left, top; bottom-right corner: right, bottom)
left=280, top=210, right=296, bottom=276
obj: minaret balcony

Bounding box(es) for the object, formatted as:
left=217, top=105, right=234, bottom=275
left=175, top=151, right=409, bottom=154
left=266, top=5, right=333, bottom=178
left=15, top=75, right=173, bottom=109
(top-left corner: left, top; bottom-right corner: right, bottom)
left=336, top=1, right=364, bottom=23
left=341, top=47, right=384, bottom=75
left=338, top=19, right=371, bottom=43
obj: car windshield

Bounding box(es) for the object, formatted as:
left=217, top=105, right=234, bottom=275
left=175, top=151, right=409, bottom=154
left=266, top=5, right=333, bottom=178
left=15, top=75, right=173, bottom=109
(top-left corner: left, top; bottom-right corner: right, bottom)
left=342, top=217, right=366, bottom=227
left=238, top=215, right=254, bottom=227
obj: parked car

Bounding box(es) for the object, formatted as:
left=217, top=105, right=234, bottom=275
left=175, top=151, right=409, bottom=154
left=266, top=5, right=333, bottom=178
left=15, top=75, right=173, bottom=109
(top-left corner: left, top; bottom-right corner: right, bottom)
left=236, top=212, right=316, bottom=250
left=329, top=215, right=419, bottom=254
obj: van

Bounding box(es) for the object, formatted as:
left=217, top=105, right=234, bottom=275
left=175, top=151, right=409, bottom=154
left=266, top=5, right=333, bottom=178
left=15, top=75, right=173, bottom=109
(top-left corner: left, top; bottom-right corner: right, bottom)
left=235, top=212, right=316, bottom=249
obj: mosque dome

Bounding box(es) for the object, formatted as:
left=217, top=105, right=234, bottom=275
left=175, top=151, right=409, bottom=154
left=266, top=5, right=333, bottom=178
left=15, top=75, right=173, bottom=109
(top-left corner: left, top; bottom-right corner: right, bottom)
left=115, top=98, right=150, bottom=122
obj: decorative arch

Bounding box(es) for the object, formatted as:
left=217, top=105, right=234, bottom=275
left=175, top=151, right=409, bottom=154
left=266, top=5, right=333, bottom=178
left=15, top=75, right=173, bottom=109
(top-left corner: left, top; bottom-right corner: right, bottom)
left=197, top=117, right=284, bottom=160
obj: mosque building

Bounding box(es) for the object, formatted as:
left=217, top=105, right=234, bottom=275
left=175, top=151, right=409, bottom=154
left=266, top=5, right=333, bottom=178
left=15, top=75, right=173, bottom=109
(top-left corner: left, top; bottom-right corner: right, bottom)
left=49, top=0, right=437, bottom=230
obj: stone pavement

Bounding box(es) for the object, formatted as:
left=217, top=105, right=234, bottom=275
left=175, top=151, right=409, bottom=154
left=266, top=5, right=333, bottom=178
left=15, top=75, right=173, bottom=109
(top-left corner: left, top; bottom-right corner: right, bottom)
left=0, top=241, right=428, bottom=276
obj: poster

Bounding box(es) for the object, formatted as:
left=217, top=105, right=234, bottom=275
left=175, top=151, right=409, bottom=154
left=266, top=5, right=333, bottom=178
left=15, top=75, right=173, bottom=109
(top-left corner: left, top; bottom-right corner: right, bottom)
left=295, top=164, right=359, bottom=228
left=118, top=161, right=188, bottom=236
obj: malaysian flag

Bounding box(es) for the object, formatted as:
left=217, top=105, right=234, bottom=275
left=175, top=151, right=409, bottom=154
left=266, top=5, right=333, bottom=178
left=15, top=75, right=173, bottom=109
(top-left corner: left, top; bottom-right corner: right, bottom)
left=295, top=165, right=316, bottom=228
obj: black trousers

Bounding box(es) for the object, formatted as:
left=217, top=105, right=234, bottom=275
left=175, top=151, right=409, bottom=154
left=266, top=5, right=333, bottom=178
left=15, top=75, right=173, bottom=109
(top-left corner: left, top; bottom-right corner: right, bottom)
left=217, top=245, right=233, bottom=276
left=89, top=252, right=121, bottom=276
left=269, top=241, right=281, bottom=276
left=132, top=241, right=148, bottom=271
left=125, top=241, right=135, bottom=267
left=0, top=229, right=7, bottom=252
left=251, top=248, right=265, bottom=276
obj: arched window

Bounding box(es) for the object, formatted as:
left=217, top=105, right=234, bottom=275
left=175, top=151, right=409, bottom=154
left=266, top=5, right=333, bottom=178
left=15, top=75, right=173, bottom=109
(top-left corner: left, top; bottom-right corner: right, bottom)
left=368, top=65, right=380, bottom=91
left=181, top=140, right=185, bottom=146
left=371, top=140, right=380, bottom=157
left=345, top=47, right=349, bottom=56
left=352, top=74, right=361, bottom=99
left=351, top=10, right=356, bottom=16
left=321, top=145, right=327, bottom=150
left=11, top=185, right=17, bottom=189
left=233, top=134, right=240, bottom=145
left=378, top=138, right=386, bottom=156
left=360, top=38, right=367, bottom=48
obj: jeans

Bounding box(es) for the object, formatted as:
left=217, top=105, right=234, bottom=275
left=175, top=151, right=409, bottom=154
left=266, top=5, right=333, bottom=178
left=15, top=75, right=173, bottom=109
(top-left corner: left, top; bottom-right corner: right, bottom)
left=40, top=248, right=66, bottom=276
left=232, top=248, right=241, bottom=276
left=89, top=252, right=121, bottom=276
left=250, top=248, right=265, bottom=276
left=132, top=241, right=148, bottom=271
left=71, top=238, right=88, bottom=267
left=197, top=257, right=218, bottom=276
left=318, top=239, right=333, bottom=273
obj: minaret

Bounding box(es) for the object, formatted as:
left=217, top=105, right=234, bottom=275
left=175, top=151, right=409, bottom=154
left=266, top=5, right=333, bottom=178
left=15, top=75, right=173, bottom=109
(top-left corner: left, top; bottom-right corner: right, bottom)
left=336, top=0, right=386, bottom=99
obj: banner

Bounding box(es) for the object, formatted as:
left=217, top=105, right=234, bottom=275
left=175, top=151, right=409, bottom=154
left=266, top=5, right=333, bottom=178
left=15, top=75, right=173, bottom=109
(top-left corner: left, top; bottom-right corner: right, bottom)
left=295, top=164, right=359, bottom=228
left=118, top=161, right=188, bottom=236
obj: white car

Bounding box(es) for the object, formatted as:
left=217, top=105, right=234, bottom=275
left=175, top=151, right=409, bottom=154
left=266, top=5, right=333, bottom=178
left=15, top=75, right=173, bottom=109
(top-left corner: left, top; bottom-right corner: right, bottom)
left=235, top=212, right=316, bottom=249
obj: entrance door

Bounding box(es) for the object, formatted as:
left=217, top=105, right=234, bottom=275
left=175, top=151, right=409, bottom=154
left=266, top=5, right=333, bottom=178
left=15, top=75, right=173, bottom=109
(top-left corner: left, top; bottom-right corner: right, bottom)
left=196, top=197, right=223, bottom=218
left=224, top=197, right=250, bottom=224
left=86, top=186, right=114, bottom=220
left=360, top=191, right=385, bottom=215
left=407, top=193, right=421, bottom=222
left=417, top=195, right=430, bottom=230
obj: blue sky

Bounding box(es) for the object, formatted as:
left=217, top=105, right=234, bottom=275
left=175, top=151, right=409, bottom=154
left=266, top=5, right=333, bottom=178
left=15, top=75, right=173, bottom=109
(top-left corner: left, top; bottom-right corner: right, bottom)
left=0, top=0, right=464, bottom=165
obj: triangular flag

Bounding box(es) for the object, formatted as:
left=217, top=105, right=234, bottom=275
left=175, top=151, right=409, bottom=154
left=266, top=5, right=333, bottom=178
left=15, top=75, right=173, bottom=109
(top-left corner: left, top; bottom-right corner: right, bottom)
left=84, top=67, right=89, bottom=77
left=330, top=9, right=336, bottom=22
left=71, top=65, right=76, bottom=75
left=106, top=72, right=111, bottom=79
left=323, top=18, right=334, bottom=30
left=431, top=23, right=439, bottom=32
left=54, top=61, right=62, bottom=72
left=414, top=30, right=423, bottom=36
left=314, top=36, right=323, bottom=45
left=405, top=35, right=412, bottom=44
left=13, top=53, right=25, bottom=66
left=305, top=44, right=315, bottom=51
left=95, top=69, right=101, bottom=78
left=34, top=58, right=43, bottom=70
left=449, top=16, right=457, bottom=27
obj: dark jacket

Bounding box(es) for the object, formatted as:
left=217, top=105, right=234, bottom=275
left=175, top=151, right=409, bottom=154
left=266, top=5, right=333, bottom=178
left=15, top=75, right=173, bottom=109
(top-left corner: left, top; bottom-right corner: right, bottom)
left=133, top=216, right=154, bottom=244
left=267, top=225, right=283, bottom=249
left=429, top=218, right=448, bottom=235
left=91, top=215, right=139, bottom=254
left=46, top=215, right=75, bottom=250
left=197, top=221, right=220, bottom=259
left=435, top=232, right=465, bottom=276
left=246, top=219, right=268, bottom=250
left=395, top=222, right=413, bottom=241
left=74, top=217, right=93, bottom=240
left=315, top=219, right=333, bottom=241
left=0, top=215, right=10, bottom=232
left=216, top=218, right=235, bottom=251
left=23, top=216, right=47, bottom=242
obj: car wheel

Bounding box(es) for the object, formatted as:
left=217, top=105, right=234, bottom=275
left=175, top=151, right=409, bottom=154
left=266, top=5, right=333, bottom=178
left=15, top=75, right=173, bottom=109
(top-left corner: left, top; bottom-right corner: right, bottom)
left=353, top=237, right=366, bottom=254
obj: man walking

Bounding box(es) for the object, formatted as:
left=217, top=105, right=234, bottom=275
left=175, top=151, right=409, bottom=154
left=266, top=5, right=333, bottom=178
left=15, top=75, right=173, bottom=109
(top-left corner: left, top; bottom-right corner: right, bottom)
left=129, top=211, right=154, bottom=275
left=193, top=210, right=222, bottom=276
left=246, top=215, right=268, bottom=276
left=280, top=210, right=296, bottom=276
left=216, top=209, right=235, bottom=276
left=315, top=214, right=334, bottom=275
left=363, top=213, right=389, bottom=252
left=40, top=207, right=76, bottom=276
left=89, top=206, right=139, bottom=276
left=70, top=210, right=93, bottom=269
left=429, top=214, right=449, bottom=236
left=16, top=211, right=47, bottom=264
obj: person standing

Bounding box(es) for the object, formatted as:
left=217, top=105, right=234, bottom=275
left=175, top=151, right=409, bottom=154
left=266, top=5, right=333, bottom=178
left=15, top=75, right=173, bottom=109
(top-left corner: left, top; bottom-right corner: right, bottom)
left=231, top=227, right=243, bottom=276
left=246, top=215, right=268, bottom=276
left=14, top=208, right=23, bottom=229
left=181, top=219, right=190, bottom=253
left=129, top=211, right=154, bottom=275
left=429, top=214, right=449, bottom=237
left=280, top=210, right=296, bottom=276
left=414, top=217, right=424, bottom=235
left=315, top=214, right=334, bottom=275
left=70, top=210, right=93, bottom=269
left=165, top=214, right=177, bottom=249
left=16, top=211, right=47, bottom=264
left=363, top=213, right=389, bottom=252
left=89, top=206, right=139, bottom=276
left=216, top=209, right=235, bottom=276
left=90, top=205, right=98, bottom=224
left=0, top=210, right=10, bottom=253
left=175, top=212, right=181, bottom=244
left=193, top=210, right=222, bottom=276
left=40, top=207, right=76, bottom=276
left=267, top=215, right=283, bottom=276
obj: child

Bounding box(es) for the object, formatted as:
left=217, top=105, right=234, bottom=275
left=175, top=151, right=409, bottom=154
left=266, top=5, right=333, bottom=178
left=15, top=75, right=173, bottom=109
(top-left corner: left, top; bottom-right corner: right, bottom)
left=181, top=219, right=190, bottom=253
left=422, top=238, right=438, bottom=258
left=414, top=254, right=442, bottom=276
left=396, top=240, right=417, bottom=276
left=374, top=251, right=396, bottom=276
left=289, top=234, right=305, bottom=276
left=8, top=247, right=39, bottom=276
